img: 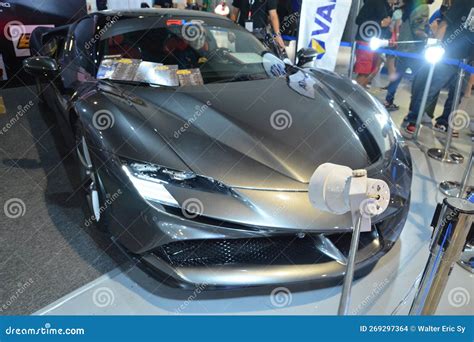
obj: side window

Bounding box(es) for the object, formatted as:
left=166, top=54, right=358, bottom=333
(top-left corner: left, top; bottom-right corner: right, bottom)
left=73, top=17, right=96, bottom=75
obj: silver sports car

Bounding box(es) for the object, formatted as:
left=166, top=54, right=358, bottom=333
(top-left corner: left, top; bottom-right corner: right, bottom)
left=25, top=9, right=412, bottom=288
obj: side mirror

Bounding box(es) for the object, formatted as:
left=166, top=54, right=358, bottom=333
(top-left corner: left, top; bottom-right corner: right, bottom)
left=23, top=56, right=58, bottom=78
left=296, top=48, right=318, bottom=67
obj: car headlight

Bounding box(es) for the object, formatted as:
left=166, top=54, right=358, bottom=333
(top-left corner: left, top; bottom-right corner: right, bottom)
left=121, top=160, right=231, bottom=209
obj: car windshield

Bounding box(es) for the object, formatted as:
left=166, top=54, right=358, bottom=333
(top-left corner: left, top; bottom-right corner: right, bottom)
left=97, top=18, right=287, bottom=86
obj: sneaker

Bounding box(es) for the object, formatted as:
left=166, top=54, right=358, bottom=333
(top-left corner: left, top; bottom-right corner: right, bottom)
left=384, top=102, right=399, bottom=112
left=401, top=122, right=416, bottom=138
left=433, top=123, right=447, bottom=133
left=434, top=123, right=459, bottom=137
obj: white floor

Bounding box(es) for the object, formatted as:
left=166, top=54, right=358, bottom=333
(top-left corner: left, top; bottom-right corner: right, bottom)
left=36, top=49, right=474, bottom=316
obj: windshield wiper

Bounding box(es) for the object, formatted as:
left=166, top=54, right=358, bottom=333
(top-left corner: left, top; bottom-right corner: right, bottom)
left=99, top=78, right=177, bottom=88
left=208, top=74, right=268, bottom=84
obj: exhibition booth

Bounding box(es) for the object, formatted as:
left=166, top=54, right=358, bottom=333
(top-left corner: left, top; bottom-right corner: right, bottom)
left=0, top=0, right=472, bottom=334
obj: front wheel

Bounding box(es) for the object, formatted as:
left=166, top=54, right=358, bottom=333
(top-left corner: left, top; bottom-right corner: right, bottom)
left=74, top=121, right=110, bottom=231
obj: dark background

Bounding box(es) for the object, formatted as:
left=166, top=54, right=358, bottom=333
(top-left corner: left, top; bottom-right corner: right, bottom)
left=0, top=0, right=87, bottom=88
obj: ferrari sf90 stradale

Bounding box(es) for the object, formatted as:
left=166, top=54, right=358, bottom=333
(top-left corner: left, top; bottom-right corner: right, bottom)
left=25, top=9, right=412, bottom=288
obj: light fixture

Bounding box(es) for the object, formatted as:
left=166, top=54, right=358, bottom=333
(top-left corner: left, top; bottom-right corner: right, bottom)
left=425, top=45, right=445, bottom=64
left=369, top=37, right=389, bottom=51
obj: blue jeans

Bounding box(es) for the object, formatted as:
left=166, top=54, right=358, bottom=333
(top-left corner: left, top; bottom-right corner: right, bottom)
left=385, top=57, right=422, bottom=105
left=404, top=63, right=459, bottom=125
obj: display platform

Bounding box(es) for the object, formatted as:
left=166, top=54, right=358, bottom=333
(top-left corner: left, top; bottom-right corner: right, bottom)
left=34, top=138, right=473, bottom=315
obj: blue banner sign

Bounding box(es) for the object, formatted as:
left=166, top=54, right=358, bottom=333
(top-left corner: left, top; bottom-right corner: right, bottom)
left=0, top=316, right=473, bottom=341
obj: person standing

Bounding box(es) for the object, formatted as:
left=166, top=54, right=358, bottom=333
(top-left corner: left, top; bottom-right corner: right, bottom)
left=402, top=0, right=474, bottom=135
left=354, top=0, right=392, bottom=88
left=230, top=0, right=285, bottom=51
left=383, top=0, right=434, bottom=111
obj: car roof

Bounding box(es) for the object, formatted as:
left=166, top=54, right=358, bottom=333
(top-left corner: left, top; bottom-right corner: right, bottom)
left=95, top=8, right=229, bottom=21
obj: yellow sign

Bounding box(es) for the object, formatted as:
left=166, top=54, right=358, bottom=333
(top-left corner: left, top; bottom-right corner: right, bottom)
left=310, top=39, right=326, bottom=56
left=0, top=96, right=6, bottom=114
left=176, top=70, right=191, bottom=75
left=17, top=33, right=31, bottom=49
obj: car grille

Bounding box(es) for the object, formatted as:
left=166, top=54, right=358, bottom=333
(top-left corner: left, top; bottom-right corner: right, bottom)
left=153, top=232, right=380, bottom=267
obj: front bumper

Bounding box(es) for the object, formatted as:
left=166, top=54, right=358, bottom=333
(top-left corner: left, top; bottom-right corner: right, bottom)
left=99, top=143, right=412, bottom=288
left=139, top=200, right=408, bottom=288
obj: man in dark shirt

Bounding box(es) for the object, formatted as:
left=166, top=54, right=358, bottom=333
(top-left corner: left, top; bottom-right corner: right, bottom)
left=231, top=0, right=285, bottom=50
left=403, top=0, right=473, bottom=135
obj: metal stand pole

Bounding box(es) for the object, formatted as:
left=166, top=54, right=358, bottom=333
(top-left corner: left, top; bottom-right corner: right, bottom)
left=409, top=197, right=474, bottom=315
left=348, top=41, right=357, bottom=79
left=427, top=60, right=467, bottom=164
left=413, top=63, right=436, bottom=141
left=338, top=215, right=362, bottom=315
left=347, top=0, right=362, bottom=79
left=439, top=150, right=473, bottom=197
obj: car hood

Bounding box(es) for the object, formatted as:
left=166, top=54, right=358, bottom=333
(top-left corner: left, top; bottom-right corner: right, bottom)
left=103, top=76, right=384, bottom=190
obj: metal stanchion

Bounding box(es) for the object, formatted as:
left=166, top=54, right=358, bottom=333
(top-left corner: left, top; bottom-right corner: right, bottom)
left=347, top=0, right=362, bottom=79
left=409, top=197, right=474, bottom=315
left=427, top=60, right=467, bottom=164
left=439, top=150, right=473, bottom=197
left=338, top=215, right=362, bottom=315
left=458, top=243, right=474, bottom=273
left=413, top=62, right=436, bottom=141
left=348, top=41, right=357, bottom=79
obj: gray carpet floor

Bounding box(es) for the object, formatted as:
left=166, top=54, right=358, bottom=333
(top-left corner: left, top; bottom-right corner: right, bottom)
left=0, top=85, right=126, bottom=315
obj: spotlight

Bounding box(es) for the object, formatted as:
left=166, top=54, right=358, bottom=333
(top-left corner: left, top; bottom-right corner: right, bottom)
left=369, top=37, right=389, bottom=51
left=425, top=44, right=445, bottom=64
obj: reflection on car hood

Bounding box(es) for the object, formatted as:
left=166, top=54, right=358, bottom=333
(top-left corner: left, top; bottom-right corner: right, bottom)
left=111, top=76, right=384, bottom=190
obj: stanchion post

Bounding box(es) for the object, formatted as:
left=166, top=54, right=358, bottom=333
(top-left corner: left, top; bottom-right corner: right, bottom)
left=458, top=151, right=474, bottom=197
left=409, top=197, right=474, bottom=315
left=427, top=59, right=467, bottom=164
left=348, top=41, right=357, bottom=79
left=413, top=62, right=436, bottom=141
left=338, top=215, right=362, bottom=315
left=439, top=150, right=473, bottom=197
left=347, top=0, right=362, bottom=79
